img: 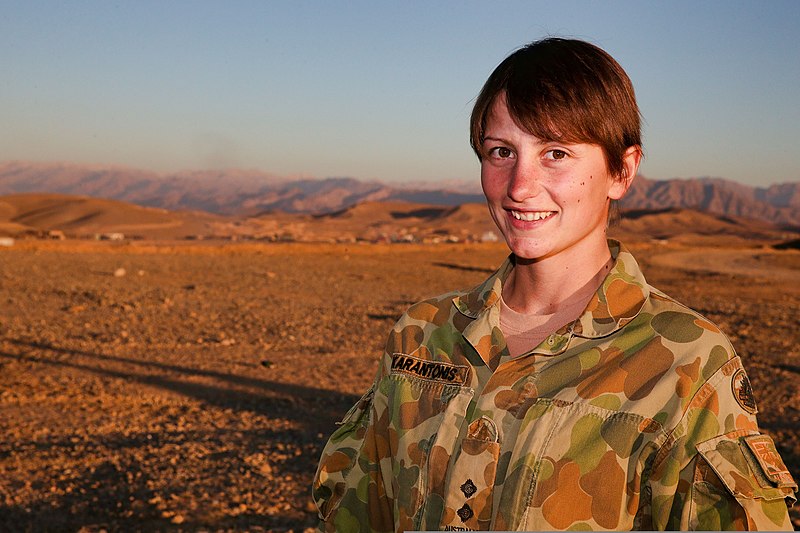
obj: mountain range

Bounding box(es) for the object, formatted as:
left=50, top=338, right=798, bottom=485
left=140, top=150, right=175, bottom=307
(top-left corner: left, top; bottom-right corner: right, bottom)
left=1, top=161, right=798, bottom=228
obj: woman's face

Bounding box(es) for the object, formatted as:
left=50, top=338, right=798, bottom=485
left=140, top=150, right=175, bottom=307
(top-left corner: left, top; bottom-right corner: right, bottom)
left=480, top=96, right=637, bottom=263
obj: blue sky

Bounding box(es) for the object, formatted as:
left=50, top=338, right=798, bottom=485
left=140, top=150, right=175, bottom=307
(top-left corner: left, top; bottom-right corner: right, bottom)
left=1, top=0, right=798, bottom=187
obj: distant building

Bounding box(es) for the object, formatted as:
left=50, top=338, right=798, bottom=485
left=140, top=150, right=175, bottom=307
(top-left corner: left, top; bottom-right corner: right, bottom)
left=47, top=230, right=66, bottom=240
left=480, top=231, right=499, bottom=243
left=97, top=233, right=125, bottom=241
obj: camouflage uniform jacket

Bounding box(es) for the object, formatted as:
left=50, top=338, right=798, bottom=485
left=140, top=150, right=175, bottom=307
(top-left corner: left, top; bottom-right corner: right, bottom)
left=313, top=241, right=796, bottom=531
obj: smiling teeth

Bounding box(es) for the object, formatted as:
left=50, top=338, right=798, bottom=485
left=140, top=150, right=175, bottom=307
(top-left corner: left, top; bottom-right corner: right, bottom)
left=511, top=210, right=554, bottom=221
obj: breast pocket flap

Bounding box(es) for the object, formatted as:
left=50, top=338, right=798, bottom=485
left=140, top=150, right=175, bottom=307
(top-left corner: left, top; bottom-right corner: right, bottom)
left=696, top=433, right=796, bottom=503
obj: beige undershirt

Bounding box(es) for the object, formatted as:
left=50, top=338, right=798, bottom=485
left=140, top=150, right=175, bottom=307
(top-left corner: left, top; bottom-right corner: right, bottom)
left=500, top=294, right=588, bottom=357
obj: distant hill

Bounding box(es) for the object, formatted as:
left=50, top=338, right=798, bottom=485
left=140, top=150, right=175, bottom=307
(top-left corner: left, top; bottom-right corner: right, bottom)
left=610, top=207, right=783, bottom=244
left=1, top=161, right=798, bottom=228
left=0, top=192, right=795, bottom=243
left=306, top=201, right=498, bottom=242
left=0, top=193, right=224, bottom=239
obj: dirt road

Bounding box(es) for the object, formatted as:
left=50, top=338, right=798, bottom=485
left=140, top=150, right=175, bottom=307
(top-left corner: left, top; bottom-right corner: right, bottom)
left=650, top=246, right=800, bottom=283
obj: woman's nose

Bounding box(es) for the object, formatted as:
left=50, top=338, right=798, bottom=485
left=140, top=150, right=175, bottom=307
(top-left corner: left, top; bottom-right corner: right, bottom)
left=506, top=160, right=541, bottom=202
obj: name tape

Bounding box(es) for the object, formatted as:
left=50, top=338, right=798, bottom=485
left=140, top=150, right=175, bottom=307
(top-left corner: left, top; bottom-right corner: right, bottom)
left=391, top=353, right=468, bottom=385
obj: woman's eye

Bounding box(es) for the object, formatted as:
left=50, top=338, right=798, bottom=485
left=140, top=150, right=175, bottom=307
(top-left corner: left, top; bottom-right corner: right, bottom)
left=547, top=149, right=568, bottom=160
left=490, top=147, right=513, bottom=159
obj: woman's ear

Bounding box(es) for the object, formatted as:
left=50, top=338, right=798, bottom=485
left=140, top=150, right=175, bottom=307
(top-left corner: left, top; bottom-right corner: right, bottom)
left=608, top=145, right=642, bottom=200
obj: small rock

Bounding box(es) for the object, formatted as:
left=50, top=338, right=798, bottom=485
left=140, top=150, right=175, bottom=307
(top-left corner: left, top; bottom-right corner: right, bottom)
left=171, top=514, right=185, bottom=524
left=113, top=268, right=126, bottom=278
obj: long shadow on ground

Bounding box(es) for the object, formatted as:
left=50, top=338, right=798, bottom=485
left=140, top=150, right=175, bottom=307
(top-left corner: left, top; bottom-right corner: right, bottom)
left=2, top=339, right=358, bottom=430
left=0, top=338, right=359, bottom=531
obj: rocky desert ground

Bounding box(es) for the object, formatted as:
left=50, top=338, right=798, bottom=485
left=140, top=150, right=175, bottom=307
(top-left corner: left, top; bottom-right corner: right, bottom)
left=1, top=237, right=799, bottom=531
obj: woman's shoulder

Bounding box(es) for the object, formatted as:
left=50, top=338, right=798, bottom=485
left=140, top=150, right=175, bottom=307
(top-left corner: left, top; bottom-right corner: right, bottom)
left=607, top=285, right=760, bottom=442
left=643, top=284, right=735, bottom=351
left=630, top=284, right=741, bottom=404
left=610, top=242, right=737, bottom=368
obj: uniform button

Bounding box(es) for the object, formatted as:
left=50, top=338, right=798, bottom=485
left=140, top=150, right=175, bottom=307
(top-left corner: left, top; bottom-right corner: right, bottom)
left=547, top=335, right=556, bottom=346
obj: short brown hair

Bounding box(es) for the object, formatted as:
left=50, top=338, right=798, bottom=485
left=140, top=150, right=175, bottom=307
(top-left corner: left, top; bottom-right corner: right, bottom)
left=470, top=38, right=642, bottom=177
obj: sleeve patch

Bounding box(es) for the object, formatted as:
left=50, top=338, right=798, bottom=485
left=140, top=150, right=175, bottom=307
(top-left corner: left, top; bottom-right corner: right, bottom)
left=743, top=435, right=796, bottom=489
left=731, top=369, right=757, bottom=414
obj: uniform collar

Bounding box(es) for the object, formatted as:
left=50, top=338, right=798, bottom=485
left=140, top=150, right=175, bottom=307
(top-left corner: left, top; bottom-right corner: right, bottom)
left=452, top=240, right=650, bottom=344
left=453, top=259, right=512, bottom=319
left=574, top=240, right=650, bottom=338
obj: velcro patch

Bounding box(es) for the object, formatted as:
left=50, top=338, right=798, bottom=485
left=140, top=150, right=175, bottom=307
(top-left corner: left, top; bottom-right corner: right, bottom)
left=744, top=435, right=797, bottom=488
left=391, top=353, right=469, bottom=385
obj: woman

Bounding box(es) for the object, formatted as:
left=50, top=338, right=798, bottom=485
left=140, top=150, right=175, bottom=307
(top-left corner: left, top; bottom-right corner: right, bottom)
left=313, top=38, right=796, bottom=531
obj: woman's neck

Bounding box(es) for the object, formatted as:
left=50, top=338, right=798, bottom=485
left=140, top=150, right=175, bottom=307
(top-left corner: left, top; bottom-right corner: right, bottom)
left=502, top=246, right=613, bottom=316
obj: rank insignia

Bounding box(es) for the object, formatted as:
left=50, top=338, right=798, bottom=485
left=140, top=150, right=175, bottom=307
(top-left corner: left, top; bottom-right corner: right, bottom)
left=457, top=503, right=474, bottom=522
left=460, top=479, right=477, bottom=497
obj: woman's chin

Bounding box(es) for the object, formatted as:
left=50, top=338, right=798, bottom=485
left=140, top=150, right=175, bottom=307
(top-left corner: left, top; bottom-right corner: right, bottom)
left=505, top=240, right=550, bottom=262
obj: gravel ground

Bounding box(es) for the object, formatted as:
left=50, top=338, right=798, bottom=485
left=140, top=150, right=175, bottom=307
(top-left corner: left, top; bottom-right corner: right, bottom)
left=0, top=240, right=797, bottom=531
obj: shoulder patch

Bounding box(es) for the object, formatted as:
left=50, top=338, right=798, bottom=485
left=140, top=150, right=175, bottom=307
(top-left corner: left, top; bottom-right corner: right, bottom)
left=731, top=368, right=757, bottom=414
left=744, top=435, right=797, bottom=488
left=391, top=353, right=469, bottom=385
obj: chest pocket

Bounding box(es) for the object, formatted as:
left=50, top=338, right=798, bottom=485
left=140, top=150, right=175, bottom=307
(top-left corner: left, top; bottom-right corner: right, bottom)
left=513, top=400, right=662, bottom=531
left=382, top=354, right=474, bottom=529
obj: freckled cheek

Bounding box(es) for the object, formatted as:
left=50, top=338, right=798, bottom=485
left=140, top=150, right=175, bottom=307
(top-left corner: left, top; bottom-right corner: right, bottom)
left=481, top=184, right=501, bottom=204
left=480, top=172, right=507, bottom=202
left=479, top=168, right=492, bottom=195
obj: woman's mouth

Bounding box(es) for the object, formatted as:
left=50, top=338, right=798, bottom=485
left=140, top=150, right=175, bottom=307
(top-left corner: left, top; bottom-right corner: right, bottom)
left=509, top=210, right=555, bottom=221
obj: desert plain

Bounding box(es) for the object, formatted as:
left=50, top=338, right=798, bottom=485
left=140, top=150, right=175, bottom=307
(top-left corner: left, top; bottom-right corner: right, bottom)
left=1, top=233, right=799, bottom=531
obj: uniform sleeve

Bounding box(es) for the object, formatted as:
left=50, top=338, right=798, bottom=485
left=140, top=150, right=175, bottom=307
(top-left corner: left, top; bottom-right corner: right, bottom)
left=646, top=357, right=796, bottom=530
left=312, top=368, right=395, bottom=532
